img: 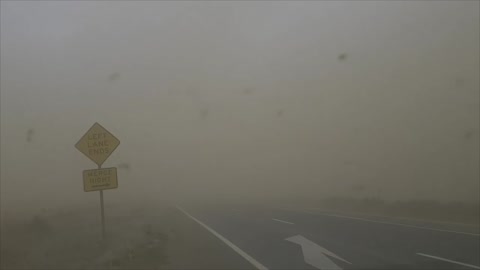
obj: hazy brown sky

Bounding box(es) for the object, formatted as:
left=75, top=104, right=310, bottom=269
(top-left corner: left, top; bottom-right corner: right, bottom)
left=1, top=1, right=479, bottom=209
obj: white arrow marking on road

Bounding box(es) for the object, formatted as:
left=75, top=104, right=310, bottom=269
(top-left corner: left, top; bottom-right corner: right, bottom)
left=286, top=235, right=351, bottom=270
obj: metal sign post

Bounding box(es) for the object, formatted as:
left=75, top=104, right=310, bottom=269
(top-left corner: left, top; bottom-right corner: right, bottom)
left=100, top=192, right=106, bottom=239
left=99, top=165, right=106, bottom=240
left=75, top=122, right=120, bottom=240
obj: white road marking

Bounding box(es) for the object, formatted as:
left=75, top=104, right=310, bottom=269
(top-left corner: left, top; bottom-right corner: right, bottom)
left=176, top=206, right=268, bottom=270
left=416, top=253, right=480, bottom=269
left=299, top=210, right=480, bottom=236
left=272, top=218, right=294, bottom=225
left=286, top=235, right=351, bottom=270
left=306, top=208, right=478, bottom=227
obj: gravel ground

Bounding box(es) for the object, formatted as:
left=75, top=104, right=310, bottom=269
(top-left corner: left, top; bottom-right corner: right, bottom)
left=1, top=202, right=254, bottom=270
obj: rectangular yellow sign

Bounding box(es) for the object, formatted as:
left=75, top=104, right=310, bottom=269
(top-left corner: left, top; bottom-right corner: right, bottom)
left=83, top=167, right=118, bottom=192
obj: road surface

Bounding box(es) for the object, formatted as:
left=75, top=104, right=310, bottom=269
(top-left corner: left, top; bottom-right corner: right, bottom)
left=176, top=203, right=480, bottom=270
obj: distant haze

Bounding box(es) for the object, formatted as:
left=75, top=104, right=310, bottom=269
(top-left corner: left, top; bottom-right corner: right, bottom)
left=1, top=1, right=479, bottom=212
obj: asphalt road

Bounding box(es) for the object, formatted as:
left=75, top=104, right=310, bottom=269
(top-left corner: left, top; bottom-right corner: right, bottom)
left=177, top=203, right=480, bottom=270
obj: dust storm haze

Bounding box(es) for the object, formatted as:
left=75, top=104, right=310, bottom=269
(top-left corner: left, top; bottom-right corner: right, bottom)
left=1, top=1, right=479, bottom=214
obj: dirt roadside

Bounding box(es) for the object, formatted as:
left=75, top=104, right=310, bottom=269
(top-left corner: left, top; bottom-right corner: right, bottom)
left=1, top=203, right=253, bottom=270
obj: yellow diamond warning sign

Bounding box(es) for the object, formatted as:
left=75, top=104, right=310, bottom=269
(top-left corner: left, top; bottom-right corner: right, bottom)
left=75, top=123, right=120, bottom=166
left=83, top=167, right=118, bottom=192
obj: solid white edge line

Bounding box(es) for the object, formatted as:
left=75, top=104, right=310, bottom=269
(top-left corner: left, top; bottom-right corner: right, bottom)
left=417, top=253, right=480, bottom=269
left=176, top=205, right=269, bottom=270
left=299, top=210, right=480, bottom=236
left=272, top=218, right=294, bottom=225
left=306, top=208, right=479, bottom=228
